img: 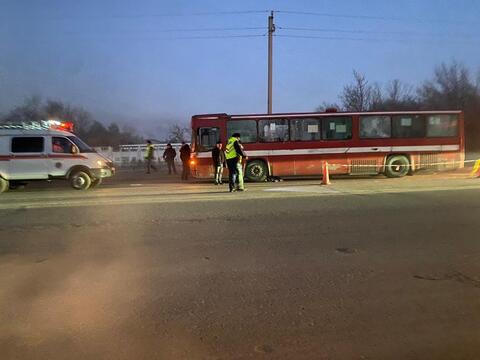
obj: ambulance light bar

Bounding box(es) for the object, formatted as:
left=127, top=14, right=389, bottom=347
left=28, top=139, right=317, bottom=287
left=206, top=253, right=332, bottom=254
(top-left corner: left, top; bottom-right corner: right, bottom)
left=0, top=120, right=74, bottom=132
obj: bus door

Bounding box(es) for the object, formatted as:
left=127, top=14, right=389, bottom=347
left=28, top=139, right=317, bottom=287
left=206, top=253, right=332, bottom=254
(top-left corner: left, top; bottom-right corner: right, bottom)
left=192, top=127, right=220, bottom=178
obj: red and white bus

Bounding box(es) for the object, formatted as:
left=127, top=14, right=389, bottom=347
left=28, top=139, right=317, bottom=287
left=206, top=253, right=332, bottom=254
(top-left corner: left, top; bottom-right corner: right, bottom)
left=190, top=110, right=464, bottom=181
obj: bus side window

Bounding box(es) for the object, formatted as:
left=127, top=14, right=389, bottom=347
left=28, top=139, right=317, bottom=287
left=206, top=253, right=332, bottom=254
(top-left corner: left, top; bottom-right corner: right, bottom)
left=226, top=120, right=257, bottom=143
left=426, top=115, right=458, bottom=137
left=290, top=118, right=321, bottom=141
left=360, top=116, right=391, bottom=138
left=392, top=115, right=425, bottom=138
left=258, top=119, right=289, bottom=142
left=322, top=117, right=353, bottom=140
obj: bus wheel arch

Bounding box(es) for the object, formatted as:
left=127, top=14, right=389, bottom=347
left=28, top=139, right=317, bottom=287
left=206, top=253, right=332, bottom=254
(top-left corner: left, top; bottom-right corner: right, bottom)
left=385, top=154, right=411, bottom=178
left=245, top=159, right=269, bottom=182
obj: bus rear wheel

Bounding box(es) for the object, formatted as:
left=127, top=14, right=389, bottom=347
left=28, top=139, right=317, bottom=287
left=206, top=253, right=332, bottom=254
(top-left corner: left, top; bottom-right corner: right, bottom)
left=385, top=155, right=410, bottom=178
left=0, top=177, right=9, bottom=193
left=245, top=160, right=268, bottom=182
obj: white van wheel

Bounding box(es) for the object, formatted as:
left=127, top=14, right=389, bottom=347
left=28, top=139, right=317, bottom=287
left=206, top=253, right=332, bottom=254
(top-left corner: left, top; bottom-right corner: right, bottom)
left=0, top=178, right=9, bottom=193
left=90, top=178, right=102, bottom=188
left=70, top=171, right=92, bottom=190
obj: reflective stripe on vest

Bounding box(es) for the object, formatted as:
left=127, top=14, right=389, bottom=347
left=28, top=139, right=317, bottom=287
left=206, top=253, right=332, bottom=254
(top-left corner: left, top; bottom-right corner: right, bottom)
left=225, top=137, right=238, bottom=160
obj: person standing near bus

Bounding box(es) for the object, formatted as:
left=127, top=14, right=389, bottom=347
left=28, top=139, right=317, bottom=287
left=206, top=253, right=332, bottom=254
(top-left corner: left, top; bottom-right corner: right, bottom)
left=163, top=143, right=177, bottom=175
left=234, top=141, right=247, bottom=191
left=225, top=133, right=246, bottom=192
left=145, top=140, right=157, bottom=174
left=212, top=141, right=225, bottom=185
left=179, top=141, right=191, bottom=180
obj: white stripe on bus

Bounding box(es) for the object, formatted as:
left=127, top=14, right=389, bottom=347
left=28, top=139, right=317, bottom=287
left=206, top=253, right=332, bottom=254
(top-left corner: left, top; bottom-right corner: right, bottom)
left=194, top=144, right=460, bottom=158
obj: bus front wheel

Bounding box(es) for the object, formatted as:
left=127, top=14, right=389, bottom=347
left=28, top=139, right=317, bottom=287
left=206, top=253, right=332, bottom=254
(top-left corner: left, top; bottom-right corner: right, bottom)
left=385, top=155, right=410, bottom=178
left=245, top=160, right=268, bottom=182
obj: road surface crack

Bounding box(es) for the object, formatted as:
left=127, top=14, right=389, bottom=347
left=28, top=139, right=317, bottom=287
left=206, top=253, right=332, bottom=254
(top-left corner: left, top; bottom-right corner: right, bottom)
left=414, top=271, right=480, bottom=289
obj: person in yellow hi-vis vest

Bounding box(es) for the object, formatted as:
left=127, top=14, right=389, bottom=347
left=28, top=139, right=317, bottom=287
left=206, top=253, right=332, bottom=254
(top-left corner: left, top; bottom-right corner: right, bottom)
left=144, top=140, right=157, bottom=174
left=225, top=133, right=246, bottom=192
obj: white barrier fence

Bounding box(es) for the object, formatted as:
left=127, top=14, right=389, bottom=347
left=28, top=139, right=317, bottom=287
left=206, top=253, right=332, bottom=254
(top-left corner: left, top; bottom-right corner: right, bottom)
left=94, top=143, right=185, bottom=169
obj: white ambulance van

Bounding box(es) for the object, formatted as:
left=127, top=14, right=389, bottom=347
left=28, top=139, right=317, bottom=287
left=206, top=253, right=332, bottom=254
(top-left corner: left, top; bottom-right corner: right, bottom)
left=0, top=121, right=115, bottom=193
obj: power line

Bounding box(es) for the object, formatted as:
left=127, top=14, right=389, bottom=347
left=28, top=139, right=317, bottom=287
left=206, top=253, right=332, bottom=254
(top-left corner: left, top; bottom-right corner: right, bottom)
left=278, top=26, right=479, bottom=39
left=158, top=34, right=266, bottom=40
left=275, top=10, right=473, bottom=25
left=276, top=10, right=405, bottom=21
left=276, top=34, right=479, bottom=44
left=79, top=34, right=267, bottom=40
left=275, top=34, right=406, bottom=42
left=1, top=10, right=270, bottom=21
left=101, top=10, right=270, bottom=19
left=155, top=26, right=266, bottom=33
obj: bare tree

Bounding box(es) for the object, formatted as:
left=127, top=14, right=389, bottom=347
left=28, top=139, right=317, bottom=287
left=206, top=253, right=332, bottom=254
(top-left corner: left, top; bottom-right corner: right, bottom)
left=418, top=61, right=480, bottom=150
left=339, top=70, right=375, bottom=111
left=1, top=95, right=44, bottom=123
left=378, top=79, right=419, bottom=110
left=418, top=61, right=478, bottom=109
left=167, top=124, right=190, bottom=143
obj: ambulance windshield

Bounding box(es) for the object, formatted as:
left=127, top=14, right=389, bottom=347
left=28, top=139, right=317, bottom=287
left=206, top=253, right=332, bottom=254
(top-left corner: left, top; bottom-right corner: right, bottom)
left=67, top=136, right=95, bottom=153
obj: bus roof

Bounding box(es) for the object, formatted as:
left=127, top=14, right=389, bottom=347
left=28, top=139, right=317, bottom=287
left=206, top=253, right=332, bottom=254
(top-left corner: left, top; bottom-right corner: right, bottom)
left=192, top=110, right=462, bottom=120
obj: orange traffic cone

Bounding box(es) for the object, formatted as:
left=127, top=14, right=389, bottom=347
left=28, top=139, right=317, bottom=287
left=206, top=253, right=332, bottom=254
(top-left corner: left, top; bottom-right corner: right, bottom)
left=322, top=161, right=331, bottom=185
left=470, top=159, right=480, bottom=178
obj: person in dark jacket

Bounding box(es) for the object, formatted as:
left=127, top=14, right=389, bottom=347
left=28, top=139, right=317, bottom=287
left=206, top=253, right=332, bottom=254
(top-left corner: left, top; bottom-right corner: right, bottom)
left=179, top=142, right=191, bottom=180
left=163, top=143, right=177, bottom=174
left=225, top=133, right=246, bottom=192
left=211, top=141, right=225, bottom=185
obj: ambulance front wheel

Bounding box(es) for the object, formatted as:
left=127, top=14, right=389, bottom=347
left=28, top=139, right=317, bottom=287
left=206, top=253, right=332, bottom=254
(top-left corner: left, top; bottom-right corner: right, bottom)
left=90, top=178, right=102, bottom=188
left=0, top=177, right=9, bottom=193
left=70, top=171, right=92, bottom=190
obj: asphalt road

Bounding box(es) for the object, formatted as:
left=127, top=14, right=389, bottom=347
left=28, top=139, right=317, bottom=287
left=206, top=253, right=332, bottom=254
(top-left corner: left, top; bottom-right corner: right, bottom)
left=1, top=175, right=480, bottom=359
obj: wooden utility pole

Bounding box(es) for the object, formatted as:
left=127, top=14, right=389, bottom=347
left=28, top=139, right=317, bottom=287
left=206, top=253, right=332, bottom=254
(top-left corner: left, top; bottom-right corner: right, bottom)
left=267, top=11, right=275, bottom=114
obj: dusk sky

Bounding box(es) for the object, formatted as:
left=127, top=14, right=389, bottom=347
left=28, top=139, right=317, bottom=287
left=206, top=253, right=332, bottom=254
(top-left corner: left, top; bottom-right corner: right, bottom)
left=1, top=0, right=479, bottom=137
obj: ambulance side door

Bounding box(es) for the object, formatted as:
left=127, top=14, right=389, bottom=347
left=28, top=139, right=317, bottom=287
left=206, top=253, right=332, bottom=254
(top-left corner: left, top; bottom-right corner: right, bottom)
left=9, top=136, right=49, bottom=180
left=48, top=136, right=80, bottom=177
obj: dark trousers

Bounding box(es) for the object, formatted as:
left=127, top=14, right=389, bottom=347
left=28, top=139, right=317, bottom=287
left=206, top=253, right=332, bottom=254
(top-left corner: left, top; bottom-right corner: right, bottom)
left=226, top=158, right=238, bottom=191
left=166, top=160, right=176, bottom=174
left=146, top=158, right=157, bottom=173
left=181, top=160, right=190, bottom=180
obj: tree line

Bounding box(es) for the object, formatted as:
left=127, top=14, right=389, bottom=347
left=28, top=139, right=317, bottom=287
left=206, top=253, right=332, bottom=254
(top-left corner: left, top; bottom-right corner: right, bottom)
left=320, top=61, right=480, bottom=151
left=0, top=97, right=193, bottom=147
left=0, top=96, right=144, bottom=147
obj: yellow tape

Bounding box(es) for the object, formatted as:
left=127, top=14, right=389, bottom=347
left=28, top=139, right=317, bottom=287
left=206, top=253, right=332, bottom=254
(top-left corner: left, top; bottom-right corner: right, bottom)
left=470, top=159, right=480, bottom=177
